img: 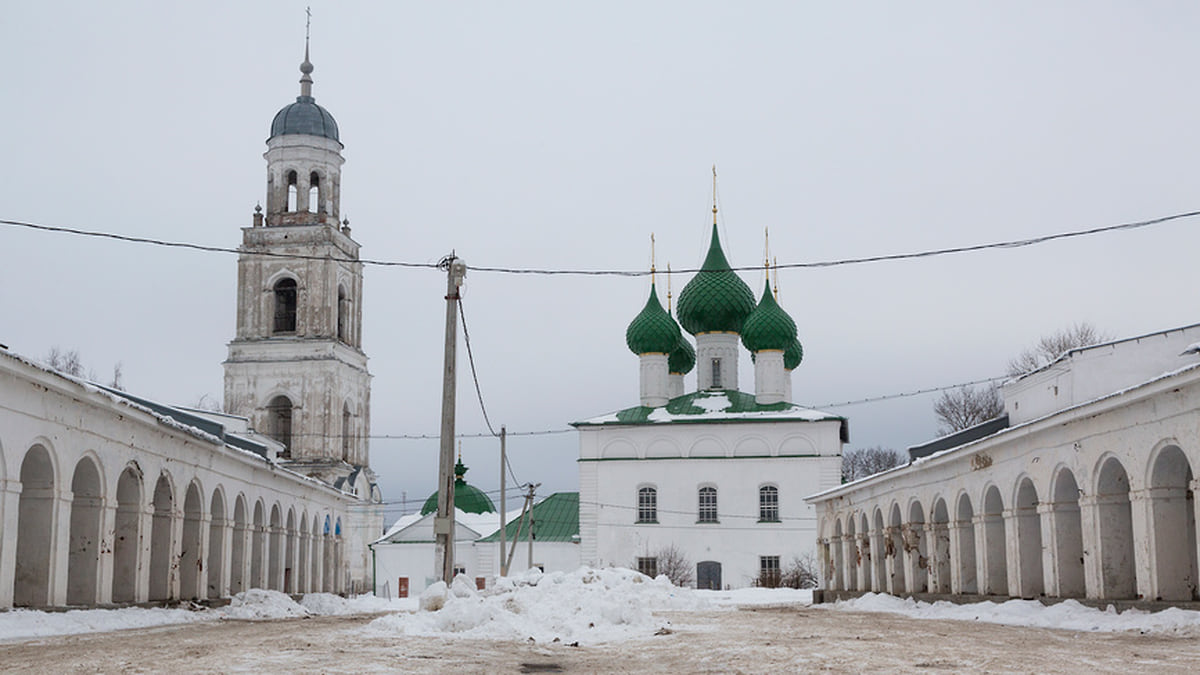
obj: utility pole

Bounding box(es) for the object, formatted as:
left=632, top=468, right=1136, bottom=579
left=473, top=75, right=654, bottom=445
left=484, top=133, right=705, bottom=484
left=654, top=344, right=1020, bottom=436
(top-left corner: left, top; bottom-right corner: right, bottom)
left=526, top=482, right=540, bottom=570
left=435, top=254, right=467, bottom=585
left=499, top=425, right=507, bottom=577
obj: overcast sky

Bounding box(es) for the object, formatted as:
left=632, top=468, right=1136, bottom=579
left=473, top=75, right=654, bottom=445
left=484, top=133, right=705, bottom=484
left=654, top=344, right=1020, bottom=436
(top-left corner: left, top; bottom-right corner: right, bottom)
left=4, top=2, right=1200, bottom=524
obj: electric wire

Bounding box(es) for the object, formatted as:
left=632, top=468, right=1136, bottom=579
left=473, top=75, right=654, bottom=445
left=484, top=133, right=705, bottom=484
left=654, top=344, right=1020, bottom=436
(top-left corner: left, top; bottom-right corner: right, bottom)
left=457, top=294, right=524, bottom=489
left=4, top=208, right=1196, bottom=275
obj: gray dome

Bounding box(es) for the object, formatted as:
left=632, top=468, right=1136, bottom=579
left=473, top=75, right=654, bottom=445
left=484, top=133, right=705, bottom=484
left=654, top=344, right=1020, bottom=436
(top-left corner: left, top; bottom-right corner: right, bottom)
left=270, top=95, right=340, bottom=142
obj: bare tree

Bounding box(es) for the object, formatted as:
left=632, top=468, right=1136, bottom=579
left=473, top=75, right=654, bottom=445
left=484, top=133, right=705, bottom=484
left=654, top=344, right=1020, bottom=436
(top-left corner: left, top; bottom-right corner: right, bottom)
left=636, top=544, right=694, bottom=587
left=109, top=362, right=124, bottom=391
left=46, top=347, right=85, bottom=376
left=842, top=446, right=906, bottom=482
left=933, top=384, right=1004, bottom=436
left=1006, top=322, right=1112, bottom=377
left=194, top=393, right=223, bottom=412
left=779, top=553, right=820, bottom=589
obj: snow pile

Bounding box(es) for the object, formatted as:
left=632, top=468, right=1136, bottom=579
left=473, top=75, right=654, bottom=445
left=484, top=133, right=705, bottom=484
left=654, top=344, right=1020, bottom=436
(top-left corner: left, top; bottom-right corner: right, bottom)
left=0, top=606, right=210, bottom=641
left=299, top=592, right=415, bottom=615
left=827, top=593, right=1200, bottom=634
left=700, top=586, right=813, bottom=607
left=369, top=567, right=708, bottom=645
left=222, top=589, right=312, bottom=620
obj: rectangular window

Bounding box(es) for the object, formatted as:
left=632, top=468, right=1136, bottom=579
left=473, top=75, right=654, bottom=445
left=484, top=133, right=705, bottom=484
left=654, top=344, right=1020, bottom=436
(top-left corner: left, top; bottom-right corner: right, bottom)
left=637, top=487, right=658, bottom=523
left=698, top=487, right=718, bottom=523
left=711, top=358, right=722, bottom=389
left=760, top=555, right=781, bottom=588
left=637, top=556, right=658, bottom=578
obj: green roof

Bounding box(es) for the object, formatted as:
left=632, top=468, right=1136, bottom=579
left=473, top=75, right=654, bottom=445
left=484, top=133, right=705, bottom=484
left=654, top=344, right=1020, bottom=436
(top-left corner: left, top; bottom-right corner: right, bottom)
left=784, top=337, right=804, bottom=370
left=420, top=460, right=496, bottom=515
left=676, top=225, right=755, bottom=335
left=626, top=284, right=681, bottom=355
left=574, top=389, right=844, bottom=426
left=668, top=331, right=696, bottom=374
left=742, top=280, right=798, bottom=353
left=478, top=492, right=580, bottom=543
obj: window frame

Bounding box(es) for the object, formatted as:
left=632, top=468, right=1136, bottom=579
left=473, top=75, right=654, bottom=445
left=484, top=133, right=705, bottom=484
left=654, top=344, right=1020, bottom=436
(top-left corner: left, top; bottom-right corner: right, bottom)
left=759, top=555, right=781, bottom=587
left=636, top=556, right=658, bottom=579
left=697, top=485, right=718, bottom=524
left=636, top=485, right=658, bottom=524
left=759, top=485, right=780, bottom=523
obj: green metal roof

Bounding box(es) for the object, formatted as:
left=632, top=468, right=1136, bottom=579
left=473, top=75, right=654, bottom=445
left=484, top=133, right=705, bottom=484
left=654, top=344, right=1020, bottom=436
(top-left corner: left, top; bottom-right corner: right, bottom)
left=784, top=337, right=804, bottom=370
left=478, top=492, right=580, bottom=543
left=668, top=331, right=696, bottom=374
left=676, top=225, right=755, bottom=335
left=625, top=284, right=681, bottom=355
left=420, top=460, right=496, bottom=515
left=741, top=280, right=798, bottom=353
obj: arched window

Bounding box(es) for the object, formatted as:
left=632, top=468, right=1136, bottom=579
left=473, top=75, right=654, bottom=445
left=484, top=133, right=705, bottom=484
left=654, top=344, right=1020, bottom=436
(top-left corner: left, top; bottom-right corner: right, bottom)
left=308, top=172, right=320, bottom=214
left=273, top=278, right=297, bottom=333
left=637, top=486, right=657, bottom=523
left=698, top=486, right=718, bottom=523
left=759, top=485, right=780, bottom=522
left=286, top=170, right=298, bottom=212
left=341, top=403, right=352, bottom=462
left=267, top=395, right=293, bottom=457
left=337, top=286, right=349, bottom=343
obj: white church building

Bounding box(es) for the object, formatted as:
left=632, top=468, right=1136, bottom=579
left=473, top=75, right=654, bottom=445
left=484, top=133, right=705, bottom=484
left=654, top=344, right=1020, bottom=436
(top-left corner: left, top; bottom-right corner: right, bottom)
left=807, top=323, right=1200, bottom=603
left=574, top=213, right=846, bottom=589
left=0, top=41, right=383, bottom=608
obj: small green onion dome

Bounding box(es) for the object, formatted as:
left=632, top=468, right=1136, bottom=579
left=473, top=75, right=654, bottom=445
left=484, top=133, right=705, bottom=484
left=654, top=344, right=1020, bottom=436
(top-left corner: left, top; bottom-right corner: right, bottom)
left=626, top=284, right=681, bottom=355
left=784, top=337, right=804, bottom=370
left=419, top=459, right=496, bottom=515
left=677, top=225, right=756, bottom=335
left=668, top=332, right=696, bottom=374
left=742, top=280, right=798, bottom=353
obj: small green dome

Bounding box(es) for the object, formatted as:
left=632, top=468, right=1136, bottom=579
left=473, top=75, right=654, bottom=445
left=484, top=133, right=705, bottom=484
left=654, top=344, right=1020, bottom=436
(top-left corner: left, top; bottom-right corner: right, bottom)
left=626, top=284, right=681, bottom=355
left=668, top=331, right=696, bottom=374
left=784, top=337, right=804, bottom=370
left=420, top=459, right=496, bottom=515
left=742, top=281, right=798, bottom=353
left=677, top=225, right=755, bottom=335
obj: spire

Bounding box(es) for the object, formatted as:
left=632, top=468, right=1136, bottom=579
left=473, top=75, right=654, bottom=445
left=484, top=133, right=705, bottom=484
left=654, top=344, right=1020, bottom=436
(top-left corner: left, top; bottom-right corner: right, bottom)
left=712, top=164, right=718, bottom=226
left=299, top=7, right=314, bottom=98
left=666, top=263, right=673, bottom=312
left=650, top=233, right=657, bottom=285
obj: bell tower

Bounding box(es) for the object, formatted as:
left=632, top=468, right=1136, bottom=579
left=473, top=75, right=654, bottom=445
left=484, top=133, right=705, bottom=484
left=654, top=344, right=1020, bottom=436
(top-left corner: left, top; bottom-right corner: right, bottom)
left=223, top=38, right=373, bottom=487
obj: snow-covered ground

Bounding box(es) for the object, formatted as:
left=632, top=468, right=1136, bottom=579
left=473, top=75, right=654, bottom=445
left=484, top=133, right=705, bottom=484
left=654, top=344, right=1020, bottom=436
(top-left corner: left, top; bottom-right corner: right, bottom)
left=5, top=570, right=1200, bottom=645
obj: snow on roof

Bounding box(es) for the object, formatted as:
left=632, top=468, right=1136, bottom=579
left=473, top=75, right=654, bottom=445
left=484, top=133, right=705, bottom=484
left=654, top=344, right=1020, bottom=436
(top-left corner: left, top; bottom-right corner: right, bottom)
left=1008, top=321, right=1200, bottom=384
left=574, top=389, right=843, bottom=427
left=806, top=361, right=1200, bottom=503
left=374, top=506, right=527, bottom=545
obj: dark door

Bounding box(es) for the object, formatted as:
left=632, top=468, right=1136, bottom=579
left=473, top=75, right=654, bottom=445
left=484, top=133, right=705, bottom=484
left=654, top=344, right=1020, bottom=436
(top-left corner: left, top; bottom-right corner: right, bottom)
left=697, top=561, right=722, bottom=590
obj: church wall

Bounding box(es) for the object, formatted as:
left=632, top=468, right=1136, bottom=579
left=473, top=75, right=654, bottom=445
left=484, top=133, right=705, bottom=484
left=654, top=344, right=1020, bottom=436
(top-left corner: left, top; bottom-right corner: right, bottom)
left=579, top=419, right=842, bottom=588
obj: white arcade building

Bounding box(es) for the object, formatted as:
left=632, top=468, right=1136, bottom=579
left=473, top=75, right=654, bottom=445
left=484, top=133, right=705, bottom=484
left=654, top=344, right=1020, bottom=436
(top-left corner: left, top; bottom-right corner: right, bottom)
left=807, top=323, right=1200, bottom=603
left=574, top=212, right=846, bottom=589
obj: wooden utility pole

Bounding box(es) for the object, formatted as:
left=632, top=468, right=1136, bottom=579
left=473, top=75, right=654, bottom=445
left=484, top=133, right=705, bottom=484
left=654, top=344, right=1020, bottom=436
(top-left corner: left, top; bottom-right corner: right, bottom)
left=526, top=482, right=540, bottom=570
left=435, top=254, right=467, bottom=585
left=499, top=425, right=507, bottom=577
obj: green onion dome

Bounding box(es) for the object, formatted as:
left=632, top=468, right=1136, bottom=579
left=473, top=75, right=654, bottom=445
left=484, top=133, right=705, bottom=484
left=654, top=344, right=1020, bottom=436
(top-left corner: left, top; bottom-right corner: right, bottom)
left=420, top=459, right=496, bottom=515
left=784, top=337, right=804, bottom=370
left=741, top=280, right=798, bottom=353
left=668, top=331, right=696, bottom=374
left=677, top=225, right=755, bottom=335
left=625, top=284, right=681, bottom=355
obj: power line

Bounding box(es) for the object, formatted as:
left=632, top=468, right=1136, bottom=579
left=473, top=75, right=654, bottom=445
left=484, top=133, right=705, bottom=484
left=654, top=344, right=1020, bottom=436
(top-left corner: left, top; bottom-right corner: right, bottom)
left=458, top=294, right=524, bottom=489
left=808, top=375, right=1007, bottom=409
left=4, top=208, right=1195, bottom=276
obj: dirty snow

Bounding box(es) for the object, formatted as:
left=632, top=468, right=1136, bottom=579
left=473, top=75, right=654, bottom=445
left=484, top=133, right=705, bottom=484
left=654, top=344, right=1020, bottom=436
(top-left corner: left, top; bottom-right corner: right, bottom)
left=6, top=576, right=1200, bottom=646
left=824, top=592, right=1200, bottom=635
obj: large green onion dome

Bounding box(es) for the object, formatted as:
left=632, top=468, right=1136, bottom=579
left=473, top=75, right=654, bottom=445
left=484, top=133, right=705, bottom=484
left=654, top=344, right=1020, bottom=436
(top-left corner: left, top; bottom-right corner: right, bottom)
left=741, top=281, right=798, bottom=353
left=784, top=337, right=804, bottom=370
left=668, top=331, right=696, bottom=374
left=625, top=284, right=681, bottom=355
left=677, top=225, right=755, bottom=335
left=420, top=458, right=496, bottom=515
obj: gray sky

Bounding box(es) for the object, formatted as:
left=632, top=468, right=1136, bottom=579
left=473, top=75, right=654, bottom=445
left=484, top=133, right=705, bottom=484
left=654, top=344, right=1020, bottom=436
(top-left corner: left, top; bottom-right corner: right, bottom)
left=4, top=2, right=1200, bottom=524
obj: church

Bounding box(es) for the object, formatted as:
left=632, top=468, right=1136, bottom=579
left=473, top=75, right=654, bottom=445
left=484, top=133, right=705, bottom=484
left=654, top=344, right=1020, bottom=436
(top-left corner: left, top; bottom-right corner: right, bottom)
left=573, top=208, right=846, bottom=589
left=0, top=41, right=382, bottom=608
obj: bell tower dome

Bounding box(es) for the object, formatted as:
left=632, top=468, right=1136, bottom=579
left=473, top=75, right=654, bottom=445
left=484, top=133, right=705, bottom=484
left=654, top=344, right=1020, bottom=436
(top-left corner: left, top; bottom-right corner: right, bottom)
left=223, top=36, right=372, bottom=489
